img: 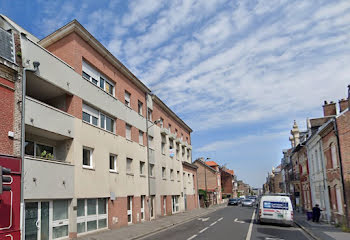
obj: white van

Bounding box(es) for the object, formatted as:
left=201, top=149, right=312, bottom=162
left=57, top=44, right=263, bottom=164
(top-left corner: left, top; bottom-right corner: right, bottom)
left=257, top=194, right=293, bottom=226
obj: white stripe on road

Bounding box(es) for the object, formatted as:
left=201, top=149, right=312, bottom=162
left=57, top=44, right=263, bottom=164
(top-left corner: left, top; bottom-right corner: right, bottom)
left=245, top=210, right=256, bottom=240
left=187, top=234, right=197, bottom=240
left=199, top=227, right=208, bottom=233
left=210, top=221, right=217, bottom=226
left=217, top=217, right=223, bottom=221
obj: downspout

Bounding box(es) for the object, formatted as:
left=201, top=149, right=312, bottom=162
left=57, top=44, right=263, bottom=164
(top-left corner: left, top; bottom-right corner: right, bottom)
left=333, top=118, right=349, bottom=227
left=145, top=92, right=151, bottom=220
left=20, top=61, right=40, bottom=240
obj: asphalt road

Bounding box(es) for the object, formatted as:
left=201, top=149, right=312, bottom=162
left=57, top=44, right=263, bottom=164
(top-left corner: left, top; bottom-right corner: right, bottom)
left=142, top=205, right=312, bottom=240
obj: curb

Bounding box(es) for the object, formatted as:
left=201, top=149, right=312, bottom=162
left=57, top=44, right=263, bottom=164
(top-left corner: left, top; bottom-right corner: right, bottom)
left=294, top=221, right=322, bottom=240
left=132, top=204, right=226, bottom=240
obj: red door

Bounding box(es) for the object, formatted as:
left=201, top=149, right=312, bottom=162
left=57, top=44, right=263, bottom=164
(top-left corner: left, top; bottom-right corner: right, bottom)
left=0, top=155, right=21, bottom=240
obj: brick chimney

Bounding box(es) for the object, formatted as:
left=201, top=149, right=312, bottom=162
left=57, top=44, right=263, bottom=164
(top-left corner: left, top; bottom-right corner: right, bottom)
left=339, top=98, right=348, bottom=113
left=323, top=101, right=337, bottom=116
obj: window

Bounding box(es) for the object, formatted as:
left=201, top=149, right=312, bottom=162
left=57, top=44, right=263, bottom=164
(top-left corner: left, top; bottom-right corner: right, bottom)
left=161, top=135, right=166, bottom=154
left=150, top=164, right=155, bottom=177
left=77, top=198, right=107, bottom=234
left=182, top=146, right=185, bottom=157
left=139, top=131, right=144, bottom=145
left=175, top=129, right=178, bottom=137
left=140, top=161, right=145, bottom=175
left=162, top=167, right=166, bottom=179
left=125, top=91, right=131, bottom=107
left=188, top=173, right=191, bottom=183
left=127, top=196, right=133, bottom=224
left=138, top=101, right=143, bottom=115
left=126, top=124, right=132, bottom=140
left=177, top=171, right=180, bottom=181
left=172, top=196, right=179, bottom=213
left=148, top=136, right=154, bottom=149
left=169, top=140, right=174, bottom=158
left=126, top=158, right=133, bottom=173
left=160, top=118, right=164, bottom=128
left=83, top=104, right=114, bottom=132
left=82, top=61, right=114, bottom=96
left=176, top=144, right=180, bottom=159
left=141, top=196, right=145, bottom=220
left=83, top=147, right=93, bottom=168
left=25, top=140, right=55, bottom=160
left=331, top=143, right=337, bottom=168
left=100, top=113, right=115, bottom=132
left=147, top=108, right=152, bottom=121
left=170, top=169, right=174, bottom=180
left=168, top=123, right=172, bottom=132
left=187, top=149, right=190, bottom=160
left=109, top=154, right=117, bottom=172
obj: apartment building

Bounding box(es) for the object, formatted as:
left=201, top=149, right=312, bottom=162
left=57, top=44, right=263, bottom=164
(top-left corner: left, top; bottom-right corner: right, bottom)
left=220, top=167, right=236, bottom=198
left=0, top=16, right=197, bottom=239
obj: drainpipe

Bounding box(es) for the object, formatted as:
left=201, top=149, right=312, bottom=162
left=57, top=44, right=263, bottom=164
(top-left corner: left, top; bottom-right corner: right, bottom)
left=20, top=61, right=40, bottom=240
left=145, top=92, right=151, bottom=220
left=333, top=118, right=349, bottom=228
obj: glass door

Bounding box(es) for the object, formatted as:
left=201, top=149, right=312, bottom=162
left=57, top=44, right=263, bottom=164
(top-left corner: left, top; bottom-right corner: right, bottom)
left=163, top=196, right=166, bottom=216
left=25, top=202, right=39, bottom=240
left=40, top=202, right=50, bottom=240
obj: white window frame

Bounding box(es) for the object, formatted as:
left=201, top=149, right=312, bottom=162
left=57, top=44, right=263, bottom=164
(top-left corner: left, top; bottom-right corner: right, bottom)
left=83, top=104, right=115, bottom=133
left=82, top=61, right=115, bottom=96
left=148, top=136, right=154, bottom=149
left=125, top=91, right=131, bottom=107
left=147, top=108, right=152, bottom=121
left=83, top=147, right=93, bottom=169
left=161, top=136, right=166, bottom=154
left=76, top=198, right=108, bottom=235
left=141, top=196, right=145, bottom=221
left=139, top=131, right=144, bottom=145
left=25, top=140, right=56, bottom=160
left=172, top=196, right=179, bottom=213
left=126, top=124, right=132, bottom=140
left=127, top=196, right=133, bottom=224
left=109, top=154, right=117, bottom=172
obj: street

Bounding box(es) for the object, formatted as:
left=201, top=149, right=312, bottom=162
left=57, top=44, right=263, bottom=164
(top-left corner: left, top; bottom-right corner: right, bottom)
left=142, top=206, right=311, bottom=240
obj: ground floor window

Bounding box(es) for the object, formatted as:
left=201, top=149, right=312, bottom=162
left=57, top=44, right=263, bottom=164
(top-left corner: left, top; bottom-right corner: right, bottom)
left=127, top=196, right=133, bottom=224
left=25, top=200, right=69, bottom=240
left=150, top=195, right=155, bottom=219
left=77, top=198, right=107, bottom=234
left=172, top=195, right=179, bottom=213
left=141, top=195, right=145, bottom=221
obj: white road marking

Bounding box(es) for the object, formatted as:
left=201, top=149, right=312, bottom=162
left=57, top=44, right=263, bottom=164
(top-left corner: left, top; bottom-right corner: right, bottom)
left=217, top=217, right=223, bottom=221
left=187, top=234, right=197, bottom=240
left=245, top=210, right=256, bottom=240
left=197, top=217, right=210, bottom=222
left=234, top=218, right=245, bottom=223
left=199, top=227, right=209, bottom=233
left=210, top=221, right=217, bottom=226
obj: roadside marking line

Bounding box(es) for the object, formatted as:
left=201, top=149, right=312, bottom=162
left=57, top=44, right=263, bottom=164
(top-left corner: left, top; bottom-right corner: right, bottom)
left=217, top=217, right=223, bottom=221
left=187, top=234, right=197, bottom=240
left=245, top=210, right=256, bottom=240
left=210, top=221, right=217, bottom=226
left=199, top=227, right=208, bottom=233
left=234, top=218, right=245, bottom=223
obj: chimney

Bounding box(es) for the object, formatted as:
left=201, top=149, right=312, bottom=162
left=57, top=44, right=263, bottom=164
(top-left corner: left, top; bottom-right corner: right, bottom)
left=323, top=100, right=337, bottom=117
left=339, top=98, right=348, bottom=113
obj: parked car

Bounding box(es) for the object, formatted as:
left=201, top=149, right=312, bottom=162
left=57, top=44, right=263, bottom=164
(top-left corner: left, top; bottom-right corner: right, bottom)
left=242, top=199, right=254, bottom=207
left=257, top=194, right=293, bottom=226
left=227, top=198, right=239, bottom=206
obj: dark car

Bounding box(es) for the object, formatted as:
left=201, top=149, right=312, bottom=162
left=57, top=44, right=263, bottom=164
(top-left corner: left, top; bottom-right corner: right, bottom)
left=227, top=198, right=239, bottom=206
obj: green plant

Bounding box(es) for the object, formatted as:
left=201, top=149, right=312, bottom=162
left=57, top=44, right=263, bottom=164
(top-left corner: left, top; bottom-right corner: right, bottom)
left=40, top=150, right=54, bottom=160
left=16, top=51, right=21, bottom=57
left=198, top=189, right=208, bottom=201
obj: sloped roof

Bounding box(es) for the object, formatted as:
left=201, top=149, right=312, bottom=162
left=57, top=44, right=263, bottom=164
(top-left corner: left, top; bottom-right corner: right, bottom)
left=206, top=161, right=219, bottom=167
left=226, top=169, right=234, bottom=175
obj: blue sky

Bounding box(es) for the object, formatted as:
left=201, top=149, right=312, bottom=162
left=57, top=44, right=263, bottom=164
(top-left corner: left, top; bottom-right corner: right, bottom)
left=2, top=0, right=350, bottom=187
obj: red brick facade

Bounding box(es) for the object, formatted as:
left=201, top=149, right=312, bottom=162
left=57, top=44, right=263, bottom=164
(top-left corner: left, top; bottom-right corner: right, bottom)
left=0, top=77, right=15, bottom=156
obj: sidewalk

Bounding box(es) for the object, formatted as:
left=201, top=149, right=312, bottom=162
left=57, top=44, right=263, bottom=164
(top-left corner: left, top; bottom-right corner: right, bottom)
left=294, top=212, right=350, bottom=240
left=78, top=203, right=226, bottom=240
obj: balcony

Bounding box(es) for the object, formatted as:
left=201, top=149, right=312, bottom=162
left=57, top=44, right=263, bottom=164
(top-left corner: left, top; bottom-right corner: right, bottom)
left=24, top=156, right=74, bottom=199
left=160, top=127, right=169, bottom=135
left=25, top=96, right=74, bottom=138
